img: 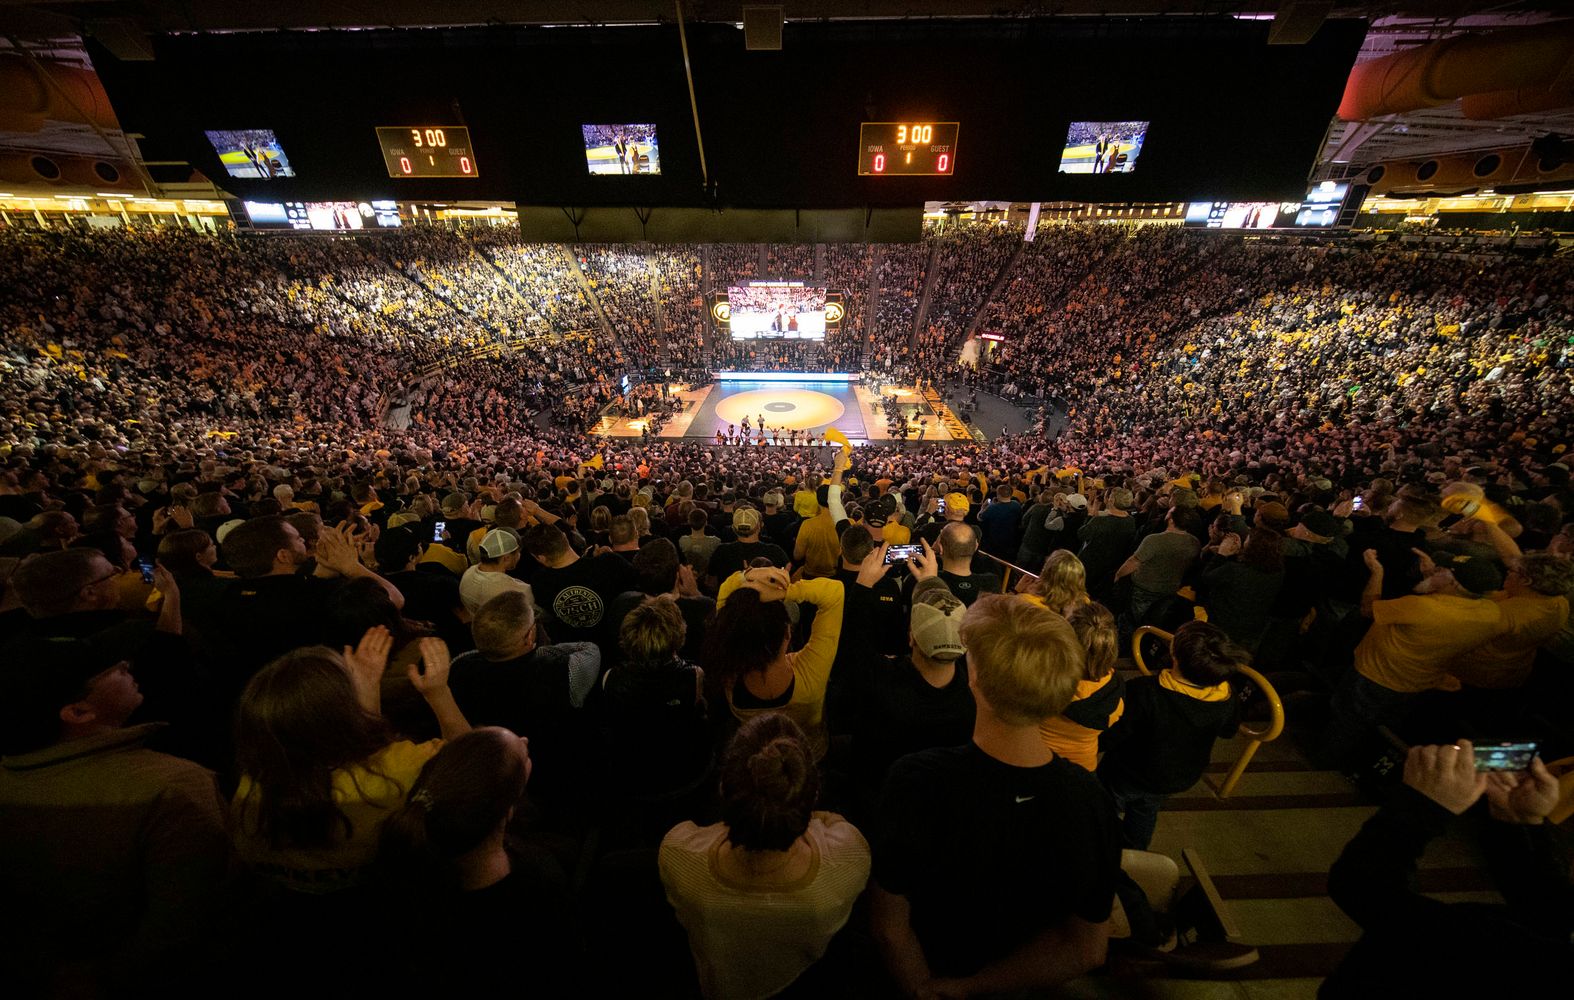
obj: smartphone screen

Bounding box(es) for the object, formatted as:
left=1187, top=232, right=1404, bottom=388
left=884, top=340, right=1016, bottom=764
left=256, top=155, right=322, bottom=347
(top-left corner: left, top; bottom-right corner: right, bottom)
left=1352, top=496, right=1365, bottom=511
left=137, top=558, right=154, bottom=584
left=884, top=544, right=923, bottom=564
left=935, top=498, right=947, bottom=515
left=1473, top=740, right=1538, bottom=772
left=432, top=520, right=447, bottom=543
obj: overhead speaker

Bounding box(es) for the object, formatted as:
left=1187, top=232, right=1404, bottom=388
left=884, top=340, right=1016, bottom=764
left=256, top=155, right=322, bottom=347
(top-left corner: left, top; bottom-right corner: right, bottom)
left=1415, top=160, right=1439, bottom=182
left=742, top=6, right=783, bottom=51
left=1365, top=164, right=1386, bottom=184
left=30, top=154, right=60, bottom=180
left=1472, top=153, right=1502, bottom=178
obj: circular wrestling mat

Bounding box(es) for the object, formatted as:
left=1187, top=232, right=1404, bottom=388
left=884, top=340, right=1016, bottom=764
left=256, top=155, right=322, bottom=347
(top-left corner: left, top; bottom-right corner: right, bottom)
left=713, top=388, right=845, bottom=431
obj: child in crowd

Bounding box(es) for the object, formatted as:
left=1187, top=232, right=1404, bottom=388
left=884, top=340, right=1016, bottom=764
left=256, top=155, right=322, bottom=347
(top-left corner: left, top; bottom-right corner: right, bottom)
left=1098, top=620, right=1242, bottom=849
left=1038, top=601, right=1124, bottom=772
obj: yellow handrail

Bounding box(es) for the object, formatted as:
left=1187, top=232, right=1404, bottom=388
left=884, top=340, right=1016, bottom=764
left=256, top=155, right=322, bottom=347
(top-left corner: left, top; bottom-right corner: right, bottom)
left=1129, top=626, right=1284, bottom=800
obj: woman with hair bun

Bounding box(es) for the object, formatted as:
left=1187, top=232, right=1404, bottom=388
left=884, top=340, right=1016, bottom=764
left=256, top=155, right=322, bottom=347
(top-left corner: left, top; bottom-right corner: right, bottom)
left=659, top=714, right=870, bottom=999
left=376, top=727, right=573, bottom=992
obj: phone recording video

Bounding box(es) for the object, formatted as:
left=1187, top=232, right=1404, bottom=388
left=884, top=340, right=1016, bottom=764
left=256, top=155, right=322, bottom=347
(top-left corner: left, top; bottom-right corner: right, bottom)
left=884, top=543, right=923, bottom=564
left=1472, top=740, right=1539, bottom=772
left=432, top=520, right=447, bottom=543
left=137, top=558, right=155, bottom=584
left=934, top=497, right=947, bottom=515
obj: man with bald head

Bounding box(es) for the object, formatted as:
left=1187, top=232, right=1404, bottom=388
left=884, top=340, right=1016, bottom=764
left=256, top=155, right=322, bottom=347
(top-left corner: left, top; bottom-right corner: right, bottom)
left=902, top=523, right=1002, bottom=608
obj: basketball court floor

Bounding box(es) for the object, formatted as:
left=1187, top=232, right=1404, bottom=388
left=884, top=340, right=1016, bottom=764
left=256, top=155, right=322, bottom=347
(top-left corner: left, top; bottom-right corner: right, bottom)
left=592, top=377, right=962, bottom=443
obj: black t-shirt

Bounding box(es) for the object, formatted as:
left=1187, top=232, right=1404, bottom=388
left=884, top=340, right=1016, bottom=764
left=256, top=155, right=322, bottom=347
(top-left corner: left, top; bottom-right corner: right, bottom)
left=930, top=569, right=1001, bottom=607
left=204, top=573, right=338, bottom=691
left=530, top=553, right=639, bottom=646
left=388, top=854, right=574, bottom=995
left=707, top=538, right=788, bottom=582
left=386, top=567, right=470, bottom=652
left=848, top=656, right=976, bottom=794
left=874, top=743, right=1120, bottom=977
left=763, top=510, right=799, bottom=548
left=607, top=590, right=715, bottom=665
left=436, top=517, right=483, bottom=555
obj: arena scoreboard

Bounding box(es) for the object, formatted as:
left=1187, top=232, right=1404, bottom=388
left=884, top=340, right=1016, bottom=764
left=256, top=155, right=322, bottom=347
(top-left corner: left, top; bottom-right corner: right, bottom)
left=857, top=122, right=958, bottom=176
left=375, top=126, right=479, bottom=178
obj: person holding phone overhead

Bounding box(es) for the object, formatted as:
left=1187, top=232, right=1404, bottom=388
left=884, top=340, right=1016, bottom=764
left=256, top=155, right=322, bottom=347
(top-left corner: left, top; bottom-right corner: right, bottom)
left=1323, top=739, right=1571, bottom=995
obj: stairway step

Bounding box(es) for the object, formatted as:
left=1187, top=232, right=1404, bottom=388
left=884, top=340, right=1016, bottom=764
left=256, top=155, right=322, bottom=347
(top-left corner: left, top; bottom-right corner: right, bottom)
left=1148, top=808, right=1486, bottom=877
left=1208, top=866, right=1496, bottom=900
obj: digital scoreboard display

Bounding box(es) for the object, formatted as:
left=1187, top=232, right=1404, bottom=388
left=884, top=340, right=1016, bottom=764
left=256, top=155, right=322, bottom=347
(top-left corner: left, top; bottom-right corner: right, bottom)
left=857, top=122, right=958, bottom=176
left=375, top=126, right=479, bottom=178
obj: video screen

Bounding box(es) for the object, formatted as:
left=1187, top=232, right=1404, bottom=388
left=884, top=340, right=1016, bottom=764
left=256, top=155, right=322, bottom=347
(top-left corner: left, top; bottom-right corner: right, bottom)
left=205, top=129, right=294, bottom=179
left=582, top=123, right=661, bottom=176
left=370, top=201, right=402, bottom=228
left=728, top=282, right=827, bottom=341
left=242, top=201, right=290, bottom=227
left=1059, top=121, right=1149, bottom=174
left=1293, top=182, right=1348, bottom=228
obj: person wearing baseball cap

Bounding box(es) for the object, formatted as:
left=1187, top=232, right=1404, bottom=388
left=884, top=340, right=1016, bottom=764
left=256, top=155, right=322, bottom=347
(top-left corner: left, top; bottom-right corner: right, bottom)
left=459, top=529, right=532, bottom=616
left=0, top=635, right=229, bottom=995
left=846, top=571, right=975, bottom=799
left=708, top=505, right=788, bottom=585
left=917, top=492, right=973, bottom=548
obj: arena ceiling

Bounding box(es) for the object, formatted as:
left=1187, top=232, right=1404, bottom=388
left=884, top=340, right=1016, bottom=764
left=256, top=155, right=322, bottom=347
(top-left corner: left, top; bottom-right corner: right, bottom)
left=3, top=1, right=1574, bottom=200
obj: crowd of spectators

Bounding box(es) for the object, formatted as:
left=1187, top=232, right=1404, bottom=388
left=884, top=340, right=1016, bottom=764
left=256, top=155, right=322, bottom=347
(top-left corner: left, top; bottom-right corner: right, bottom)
left=916, top=225, right=1021, bottom=373
left=2, top=221, right=1572, bottom=996
left=652, top=246, right=709, bottom=367
left=708, top=243, right=760, bottom=289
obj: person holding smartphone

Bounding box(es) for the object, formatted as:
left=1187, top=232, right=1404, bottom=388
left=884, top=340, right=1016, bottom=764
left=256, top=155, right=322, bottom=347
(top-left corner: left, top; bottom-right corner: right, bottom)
left=1324, top=740, right=1572, bottom=994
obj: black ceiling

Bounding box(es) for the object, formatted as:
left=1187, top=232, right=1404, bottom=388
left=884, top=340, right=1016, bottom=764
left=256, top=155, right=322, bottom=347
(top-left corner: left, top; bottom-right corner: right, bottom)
left=89, top=17, right=1366, bottom=207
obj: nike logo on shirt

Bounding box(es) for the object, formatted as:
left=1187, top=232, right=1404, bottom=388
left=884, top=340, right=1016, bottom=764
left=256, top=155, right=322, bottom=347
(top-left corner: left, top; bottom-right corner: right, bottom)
left=1015, top=795, right=1035, bottom=804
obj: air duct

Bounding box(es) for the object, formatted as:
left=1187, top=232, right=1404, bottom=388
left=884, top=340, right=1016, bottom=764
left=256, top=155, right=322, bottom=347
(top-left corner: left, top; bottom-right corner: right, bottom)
left=1338, top=19, right=1574, bottom=121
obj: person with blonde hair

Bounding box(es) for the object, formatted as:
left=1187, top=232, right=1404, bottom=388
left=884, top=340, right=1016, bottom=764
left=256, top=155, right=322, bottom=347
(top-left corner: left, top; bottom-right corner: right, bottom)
left=1037, top=602, right=1124, bottom=772
left=872, top=594, right=1118, bottom=996
left=1022, top=549, right=1090, bottom=617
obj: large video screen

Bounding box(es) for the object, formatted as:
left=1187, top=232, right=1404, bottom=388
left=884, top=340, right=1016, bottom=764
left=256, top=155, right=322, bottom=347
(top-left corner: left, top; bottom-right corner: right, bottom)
left=1293, top=181, right=1348, bottom=227
left=1184, top=182, right=1351, bottom=230
left=728, top=282, right=827, bottom=341
left=1059, top=121, right=1149, bottom=174
left=205, top=129, right=294, bottom=179
left=581, top=123, right=661, bottom=175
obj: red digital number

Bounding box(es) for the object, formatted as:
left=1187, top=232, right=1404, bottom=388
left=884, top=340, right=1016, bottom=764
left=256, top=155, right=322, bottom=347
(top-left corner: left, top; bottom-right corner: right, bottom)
left=873, top=153, right=885, bottom=173
left=460, top=156, right=473, bottom=174
left=938, top=153, right=950, bottom=172
left=399, top=157, right=412, bottom=174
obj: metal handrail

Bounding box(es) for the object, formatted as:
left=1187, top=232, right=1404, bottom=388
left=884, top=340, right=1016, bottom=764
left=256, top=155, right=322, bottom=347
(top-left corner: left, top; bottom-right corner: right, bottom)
left=1130, top=626, right=1285, bottom=800
left=974, top=549, right=1039, bottom=594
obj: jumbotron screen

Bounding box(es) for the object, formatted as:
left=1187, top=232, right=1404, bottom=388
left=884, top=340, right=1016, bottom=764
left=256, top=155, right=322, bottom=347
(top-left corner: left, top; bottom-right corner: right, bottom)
left=727, top=282, right=827, bottom=341
left=1059, top=121, right=1149, bottom=174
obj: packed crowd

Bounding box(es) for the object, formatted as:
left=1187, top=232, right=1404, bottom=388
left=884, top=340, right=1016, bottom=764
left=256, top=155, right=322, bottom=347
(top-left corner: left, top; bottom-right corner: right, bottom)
left=915, top=225, right=1022, bottom=373
left=652, top=246, right=709, bottom=367
left=2, top=222, right=1572, bottom=997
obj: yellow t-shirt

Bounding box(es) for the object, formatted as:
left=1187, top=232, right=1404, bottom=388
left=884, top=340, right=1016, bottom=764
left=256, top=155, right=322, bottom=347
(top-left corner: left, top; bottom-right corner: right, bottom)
left=418, top=543, right=468, bottom=576
left=881, top=521, right=912, bottom=545
left=1356, top=594, right=1505, bottom=693
left=1446, top=593, right=1569, bottom=690
left=233, top=739, right=442, bottom=892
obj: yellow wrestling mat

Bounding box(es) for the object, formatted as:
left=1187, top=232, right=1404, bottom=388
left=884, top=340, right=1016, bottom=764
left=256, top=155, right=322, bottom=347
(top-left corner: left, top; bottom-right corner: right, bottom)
left=713, top=388, right=845, bottom=431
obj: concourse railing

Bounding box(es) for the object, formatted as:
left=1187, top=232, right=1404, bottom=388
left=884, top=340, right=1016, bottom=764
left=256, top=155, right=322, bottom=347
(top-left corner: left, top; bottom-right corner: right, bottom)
left=1130, top=626, right=1285, bottom=800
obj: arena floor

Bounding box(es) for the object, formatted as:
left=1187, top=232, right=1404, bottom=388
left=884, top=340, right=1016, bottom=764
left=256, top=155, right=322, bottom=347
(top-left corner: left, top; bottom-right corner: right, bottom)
left=593, top=378, right=968, bottom=442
